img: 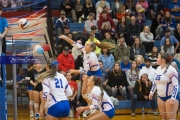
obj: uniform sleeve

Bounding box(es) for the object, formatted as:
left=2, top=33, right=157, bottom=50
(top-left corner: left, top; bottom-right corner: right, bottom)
left=150, top=80, right=157, bottom=95
left=89, top=90, right=100, bottom=110
left=42, top=79, right=50, bottom=100
left=170, top=70, right=179, bottom=100
left=73, top=41, right=85, bottom=53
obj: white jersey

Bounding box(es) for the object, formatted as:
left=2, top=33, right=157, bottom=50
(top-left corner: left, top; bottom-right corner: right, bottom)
left=150, top=65, right=179, bottom=100
left=42, top=72, right=72, bottom=107
left=73, top=42, right=100, bottom=74
left=89, top=86, right=114, bottom=111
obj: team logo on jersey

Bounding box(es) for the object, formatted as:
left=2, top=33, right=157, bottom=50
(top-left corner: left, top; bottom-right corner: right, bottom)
left=155, top=75, right=161, bottom=81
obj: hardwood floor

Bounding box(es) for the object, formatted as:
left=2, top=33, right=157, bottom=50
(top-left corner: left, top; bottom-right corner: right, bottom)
left=7, top=105, right=180, bottom=120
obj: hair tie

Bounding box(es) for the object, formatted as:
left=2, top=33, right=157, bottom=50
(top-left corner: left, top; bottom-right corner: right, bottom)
left=169, top=56, right=173, bottom=61
left=98, top=76, right=101, bottom=80
left=52, top=61, right=59, bottom=65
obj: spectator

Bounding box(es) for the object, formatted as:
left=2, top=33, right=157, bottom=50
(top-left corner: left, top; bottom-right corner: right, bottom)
left=160, top=29, right=179, bottom=54
left=174, top=23, right=180, bottom=53
left=99, top=5, right=113, bottom=20
left=169, top=0, right=180, bottom=23
left=57, top=46, right=75, bottom=72
left=82, top=0, right=96, bottom=19
left=128, top=16, right=141, bottom=46
left=96, top=1, right=106, bottom=21
left=171, top=53, right=180, bottom=70
left=75, top=0, right=83, bottom=22
left=116, top=16, right=129, bottom=46
left=98, top=48, right=114, bottom=71
left=150, top=12, right=163, bottom=39
left=126, top=61, right=139, bottom=100
left=55, top=10, right=70, bottom=35
left=98, top=60, right=110, bottom=95
left=66, top=72, right=78, bottom=118
left=131, top=74, right=158, bottom=116
left=135, top=55, right=146, bottom=70
left=60, top=0, right=77, bottom=22
left=161, top=38, right=174, bottom=54
left=101, top=23, right=114, bottom=39
left=162, top=11, right=176, bottom=35
left=111, top=0, right=122, bottom=18
left=130, top=37, right=146, bottom=60
left=136, top=0, right=149, bottom=19
left=75, top=52, right=83, bottom=70
left=116, top=4, right=130, bottom=21
left=98, top=11, right=115, bottom=32
left=148, top=46, right=159, bottom=69
left=101, top=32, right=116, bottom=53
left=120, top=56, right=131, bottom=73
left=107, top=62, right=128, bottom=99
left=124, top=0, right=135, bottom=13
left=96, top=0, right=110, bottom=8
left=139, top=58, right=156, bottom=82
left=140, top=26, right=154, bottom=54
left=85, top=32, right=101, bottom=55
left=84, top=13, right=97, bottom=34
left=134, top=4, right=145, bottom=30
left=72, top=40, right=82, bottom=60
left=114, top=37, right=130, bottom=62
left=148, top=0, right=164, bottom=20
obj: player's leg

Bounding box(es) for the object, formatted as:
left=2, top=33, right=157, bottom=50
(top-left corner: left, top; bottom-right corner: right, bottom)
left=33, top=90, right=40, bottom=119
left=40, top=91, right=48, bottom=118
left=28, top=89, right=34, bottom=117
left=157, top=97, right=167, bottom=119
left=84, top=110, right=113, bottom=120
left=165, top=99, right=179, bottom=120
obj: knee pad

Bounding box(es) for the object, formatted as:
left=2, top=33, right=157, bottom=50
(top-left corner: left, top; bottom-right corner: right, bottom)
left=29, top=100, right=34, bottom=105
left=44, top=103, right=48, bottom=108
left=34, top=103, right=39, bottom=108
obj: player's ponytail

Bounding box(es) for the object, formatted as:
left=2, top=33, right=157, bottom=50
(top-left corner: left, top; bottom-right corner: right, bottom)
left=37, top=58, right=58, bottom=82
left=95, top=42, right=115, bottom=50
left=92, top=76, right=104, bottom=102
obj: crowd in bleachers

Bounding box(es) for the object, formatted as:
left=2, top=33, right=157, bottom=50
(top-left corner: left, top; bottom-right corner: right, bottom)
left=53, top=0, right=180, bottom=118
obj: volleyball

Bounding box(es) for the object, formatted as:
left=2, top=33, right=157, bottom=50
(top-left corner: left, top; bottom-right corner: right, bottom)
left=18, top=18, right=29, bottom=29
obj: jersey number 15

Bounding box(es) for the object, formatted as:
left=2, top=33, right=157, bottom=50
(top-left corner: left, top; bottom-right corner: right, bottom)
left=55, top=78, right=63, bottom=88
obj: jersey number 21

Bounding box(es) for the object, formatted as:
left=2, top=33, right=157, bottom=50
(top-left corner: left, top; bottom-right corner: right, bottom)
left=55, top=78, right=63, bottom=88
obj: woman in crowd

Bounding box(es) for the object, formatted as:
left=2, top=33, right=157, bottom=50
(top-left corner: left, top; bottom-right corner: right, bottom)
left=130, top=37, right=146, bottom=60
left=149, top=53, right=179, bottom=120
left=150, top=12, right=163, bottom=39
left=148, top=46, right=159, bottom=69
left=126, top=61, right=139, bottom=100
left=98, top=48, right=114, bottom=71
left=115, top=16, right=129, bottom=46
left=140, top=26, right=154, bottom=54
left=161, top=38, right=174, bottom=54
left=107, top=62, right=128, bottom=99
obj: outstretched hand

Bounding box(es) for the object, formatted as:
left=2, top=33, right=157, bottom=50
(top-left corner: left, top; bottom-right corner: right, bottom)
left=59, top=35, right=67, bottom=39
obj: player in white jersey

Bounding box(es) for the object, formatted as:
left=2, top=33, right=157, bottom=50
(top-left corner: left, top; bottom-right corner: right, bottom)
left=38, top=58, right=73, bottom=120
left=149, top=53, right=179, bottom=120
left=76, top=75, right=115, bottom=119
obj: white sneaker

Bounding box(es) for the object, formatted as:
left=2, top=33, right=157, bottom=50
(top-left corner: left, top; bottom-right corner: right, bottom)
left=30, top=111, right=34, bottom=118
left=90, top=109, right=97, bottom=114
left=69, top=109, right=74, bottom=118
left=83, top=113, right=87, bottom=118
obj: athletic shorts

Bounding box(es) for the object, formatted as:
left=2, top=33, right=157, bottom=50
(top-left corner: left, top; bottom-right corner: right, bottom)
left=158, top=95, right=179, bottom=102
left=48, top=100, right=70, bottom=118
left=28, top=86, right=33, bottom=90
left=87, top=68, right=102, bottom=77
left=103, top=108, right=115, bottom=119
left=33, top=82, right=42, bottom=92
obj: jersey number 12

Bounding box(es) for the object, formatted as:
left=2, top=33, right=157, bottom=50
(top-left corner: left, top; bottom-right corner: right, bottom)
left=55, top=78, right=63, bottom=88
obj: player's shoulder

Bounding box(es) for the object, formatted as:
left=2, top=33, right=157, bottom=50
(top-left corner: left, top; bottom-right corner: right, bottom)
left=167, top=65, right=178, bottom=73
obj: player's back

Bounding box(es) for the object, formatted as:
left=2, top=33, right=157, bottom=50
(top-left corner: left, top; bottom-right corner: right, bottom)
left=43, top=72, right=72, bottom=102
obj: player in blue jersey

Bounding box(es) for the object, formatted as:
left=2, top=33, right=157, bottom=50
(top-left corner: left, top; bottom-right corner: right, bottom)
left=149, top=53, right=179, bottom=120
left=39, top=58, right=73, bottom=120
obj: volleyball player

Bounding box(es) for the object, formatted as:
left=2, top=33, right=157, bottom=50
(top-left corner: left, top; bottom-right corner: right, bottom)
left=39, top=58, right=73, bottom=120
left=149, top=53, right=179, bottom=120
left=29, top=60, right=46, bottom=119
left=76, top=76, right=115, bottom=120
